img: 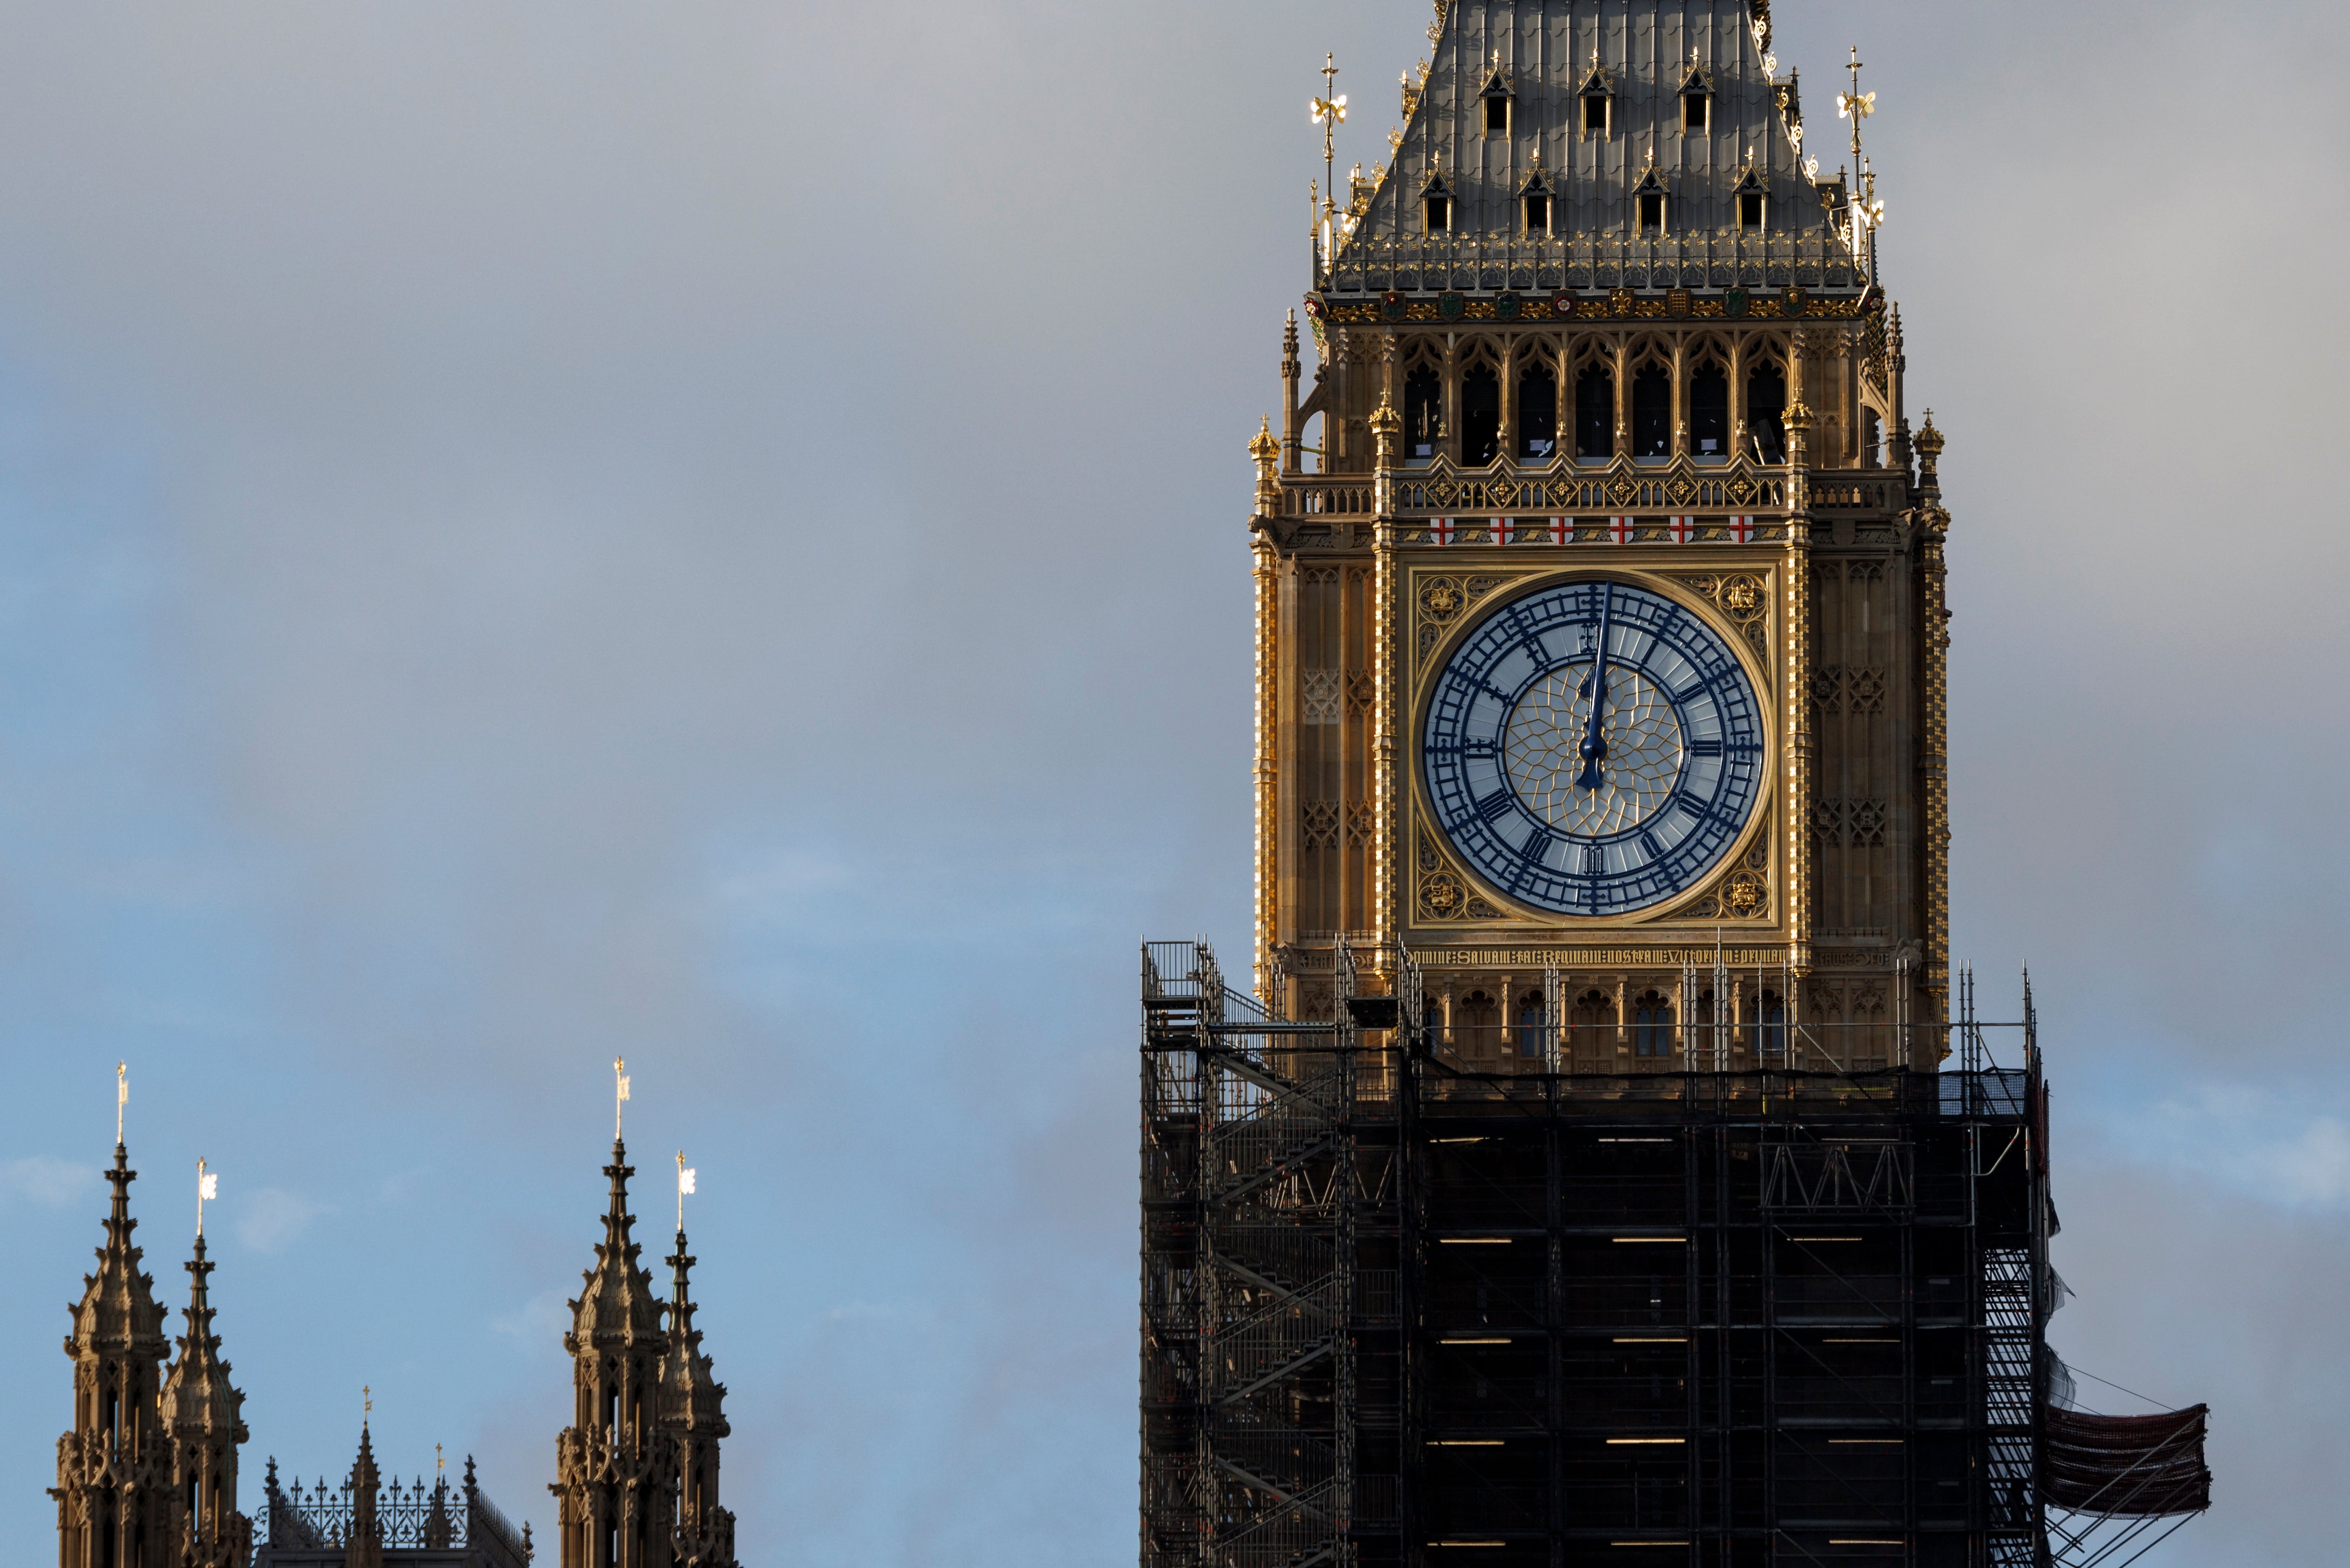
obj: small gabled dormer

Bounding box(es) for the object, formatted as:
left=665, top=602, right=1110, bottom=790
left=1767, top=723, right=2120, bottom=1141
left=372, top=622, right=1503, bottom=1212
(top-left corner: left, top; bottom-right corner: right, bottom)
left=1518, top=154, right=1554, bottom=236
left=1578, top=54, right=1615, bottom=138
left=1421, top=155, right=1454, bottom=236
left=1478, top=56, right=1515, bottom=138
left=1734, top=162, right=1769, bottom=231
left=1633, top=163, right=1669, bottom=236
left=1679, top=57, right=1714, bottom=133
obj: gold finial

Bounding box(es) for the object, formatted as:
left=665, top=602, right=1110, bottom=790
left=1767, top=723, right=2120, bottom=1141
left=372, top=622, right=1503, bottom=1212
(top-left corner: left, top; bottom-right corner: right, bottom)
left=1249, top=416, right=1280, bottom=465
left=437, top=1444, right=444, bottom=1476
left=1251, top=418, right=1281, bottom=515
left=364, top=1385, right=372, bottom=1417
left=116, top=1062, right=127, bottom=1146
left=613, top=1056, right=630, bottom=1139
left=676, top=1148, right=696, bottom=1231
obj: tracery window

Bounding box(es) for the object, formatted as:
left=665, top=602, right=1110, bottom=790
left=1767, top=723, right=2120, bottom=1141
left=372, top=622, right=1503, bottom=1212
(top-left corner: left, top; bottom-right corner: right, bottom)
left=1570, top=989, right=1616, bottom=1065
left=1461, top=359, right=1502, bottom=465
left=1457, top=989, right=1501, bottom=1058
left=1747, top=360, right=1788, bottom=463
left=1516, top=990, right=1547, bottom=1059
left=1750, top=990, right=1787, bottom=1062
left=1631, top=359, right=1672, bottom=459
left=1575, top=361, right=1615, bottom=461
left=1404, top=361, right=1442, bottom=462
left=1517, top=360, right=1558, bottom=460
left=1634, top=992, right=1674, bottom=1058
left=1689, top=356, right=1730, bottom=458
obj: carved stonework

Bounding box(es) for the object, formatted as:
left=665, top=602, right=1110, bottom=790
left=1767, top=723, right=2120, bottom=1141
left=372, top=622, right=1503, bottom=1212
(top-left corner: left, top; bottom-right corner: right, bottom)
left=1684, top=839, right=1772, bottom=923
left=1670, top=571, right=1771, bottom=655
left=1415, top=831, right=1505, bottom=923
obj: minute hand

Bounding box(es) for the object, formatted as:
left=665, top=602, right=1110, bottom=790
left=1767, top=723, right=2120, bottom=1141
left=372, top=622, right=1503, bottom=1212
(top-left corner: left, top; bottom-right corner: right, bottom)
left=1576, top=584, right=1614, bottom=791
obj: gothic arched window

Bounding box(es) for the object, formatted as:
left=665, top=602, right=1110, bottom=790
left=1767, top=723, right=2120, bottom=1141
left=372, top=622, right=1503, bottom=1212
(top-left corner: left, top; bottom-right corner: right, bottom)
left=1634, top=992, right=1674, bottom=1058
left=1458, top=989, right=1501, bottom=1058
left=1632, top=359, right=1672, bottom=458
left=1517, top=360, right=1558, bottom=460
left=1461, top=360, right=1502, bottom=465
left=1404, top=361, right=1442, bottom=462
left=1747, top=360, right=1787, bottom=463
left=1516, top=990, right=1547, bottom=1058
left=1689, top=357, right=1730, bottom=458
left=1570, top=988, right=1616, bottom=1066
left=1575, top=362, right=1615, bottom=460
left=1751, top=990, right=1787, bottom=1061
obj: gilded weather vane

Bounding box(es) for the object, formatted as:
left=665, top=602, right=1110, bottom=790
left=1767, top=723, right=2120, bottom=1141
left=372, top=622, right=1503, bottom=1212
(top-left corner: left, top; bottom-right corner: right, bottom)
left=614, top=1056, right=631, bottom=1140
left=197, top=1158, right=217, bottom=1238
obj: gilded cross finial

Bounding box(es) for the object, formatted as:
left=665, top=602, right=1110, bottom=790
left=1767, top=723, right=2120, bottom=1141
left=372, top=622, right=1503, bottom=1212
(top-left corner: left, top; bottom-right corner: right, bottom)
left=116, top=1061, right=127, bottom=1146
left=364, top=1385, right=372, bottom=1417
left=1310, top=53, right=1347, bottom=262
left=613, top=1056, right=630, bottom=1139
left=1838, top=46, right=1875, bottom=163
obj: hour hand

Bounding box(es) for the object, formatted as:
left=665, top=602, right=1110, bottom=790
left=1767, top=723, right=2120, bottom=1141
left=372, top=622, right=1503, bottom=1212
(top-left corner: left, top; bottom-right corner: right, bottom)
left=1576, top=585, right=1615, bottom=791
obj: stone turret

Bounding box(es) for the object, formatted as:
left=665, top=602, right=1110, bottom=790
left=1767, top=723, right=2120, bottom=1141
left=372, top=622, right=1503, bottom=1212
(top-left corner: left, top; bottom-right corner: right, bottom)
left=53, top=1142, right=176, bottom=1568
left=551, top=1140, right=678, bottom=1568
left=660, top=1227, right=736, bottom=1568
left=159, top=1234, right=252, bottom=1567
left=344, top=1423, right=385, bottom=1568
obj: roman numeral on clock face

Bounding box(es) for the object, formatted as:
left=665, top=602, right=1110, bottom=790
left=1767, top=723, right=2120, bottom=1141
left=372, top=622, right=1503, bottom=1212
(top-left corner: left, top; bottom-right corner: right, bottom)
left=1421, top=578, right=1765, bottom=917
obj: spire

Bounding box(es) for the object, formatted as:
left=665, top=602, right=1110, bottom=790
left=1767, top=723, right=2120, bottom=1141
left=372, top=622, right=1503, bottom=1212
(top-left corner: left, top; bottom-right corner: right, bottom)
left=661, top=1226, right=728, bottom=1431
left=162, top=1223, right=252, bottom=1568
left=56, top=1135, right=176, bottom=1568
left=662, top=1219, right=737, bottom=1568
left=160, top=1236, right=245, bottom=1439
left=570, top=1138, right=667, bottom=1348
left=346, top=1422, right=384, bottom=1568
left=74, top=1142, right=173, bottom=1362
left=553, top=1111, right=679, bottom=1568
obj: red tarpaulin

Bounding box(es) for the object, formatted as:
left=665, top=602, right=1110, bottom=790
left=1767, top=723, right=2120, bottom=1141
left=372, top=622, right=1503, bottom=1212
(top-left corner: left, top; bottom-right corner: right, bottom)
left=2043, top=1404, right=2211, bottom=1517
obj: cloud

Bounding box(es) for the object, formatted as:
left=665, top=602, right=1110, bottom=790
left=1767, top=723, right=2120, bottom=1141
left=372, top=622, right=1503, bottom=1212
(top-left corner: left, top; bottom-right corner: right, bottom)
left=490, top=1288, right=570, bottom=1351
left=3, top=1155, right=95, bottom=1207
left=234, top=1186, right=328, bottom=1253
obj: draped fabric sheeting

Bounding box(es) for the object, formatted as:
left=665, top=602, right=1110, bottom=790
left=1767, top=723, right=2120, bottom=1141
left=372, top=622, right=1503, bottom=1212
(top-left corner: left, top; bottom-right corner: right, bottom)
left=2042, top=1404, right=2212, bottom=1517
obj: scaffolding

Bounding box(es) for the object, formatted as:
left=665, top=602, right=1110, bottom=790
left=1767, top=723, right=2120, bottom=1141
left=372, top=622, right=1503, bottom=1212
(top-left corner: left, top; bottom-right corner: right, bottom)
left=1140, top=943, right=2206, bottom=1568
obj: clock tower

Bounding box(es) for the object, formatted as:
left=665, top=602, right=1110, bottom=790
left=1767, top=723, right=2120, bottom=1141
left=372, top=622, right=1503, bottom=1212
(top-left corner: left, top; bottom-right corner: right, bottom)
left=1141, top=9, right=2212, bottom=1565
left=1253, top=0, right=1948, bottom=1072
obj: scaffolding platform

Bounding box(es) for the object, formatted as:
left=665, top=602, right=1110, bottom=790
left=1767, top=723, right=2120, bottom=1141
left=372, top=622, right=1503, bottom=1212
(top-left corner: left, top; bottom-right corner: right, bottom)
left=1139, top=940, right=2205, bottom=1568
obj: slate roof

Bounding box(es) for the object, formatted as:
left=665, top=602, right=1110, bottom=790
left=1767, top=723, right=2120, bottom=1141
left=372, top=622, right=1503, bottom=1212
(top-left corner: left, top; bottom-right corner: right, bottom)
left=1328, top=0, right=1867, bottom=295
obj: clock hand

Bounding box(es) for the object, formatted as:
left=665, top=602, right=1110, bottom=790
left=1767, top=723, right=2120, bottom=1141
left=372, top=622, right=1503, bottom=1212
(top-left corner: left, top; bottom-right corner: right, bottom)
left=1577, top=583, right=1614, bottom=791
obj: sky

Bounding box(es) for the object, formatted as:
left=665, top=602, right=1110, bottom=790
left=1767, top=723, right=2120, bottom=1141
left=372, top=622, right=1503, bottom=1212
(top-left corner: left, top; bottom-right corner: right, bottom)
left=0, top=2, right=2342, bottom=1564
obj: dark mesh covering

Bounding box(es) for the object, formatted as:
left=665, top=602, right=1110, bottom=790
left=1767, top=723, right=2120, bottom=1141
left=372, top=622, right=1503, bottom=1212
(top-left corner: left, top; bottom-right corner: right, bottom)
left=2043, top=1404, right=2212, bottom=1517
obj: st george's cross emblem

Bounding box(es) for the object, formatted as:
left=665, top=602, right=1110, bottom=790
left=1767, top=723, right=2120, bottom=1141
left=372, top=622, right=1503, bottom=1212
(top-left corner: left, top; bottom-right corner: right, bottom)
left=1489, top=518, right=1512, bottom=546
left=1728, top=515, right=1756, bottom=543
left=1608, top=516, right=1635, bottom=544
left=1545, top=517, right=1571, bottom=545
left=1667, top=515, right=1697, bottom=543
left=1428, top=518, right=1456, bottom=546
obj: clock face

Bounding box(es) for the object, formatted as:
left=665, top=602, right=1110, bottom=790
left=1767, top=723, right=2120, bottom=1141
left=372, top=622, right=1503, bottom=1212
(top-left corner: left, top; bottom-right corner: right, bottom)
left=1421, top=577, right=1766, bottom=917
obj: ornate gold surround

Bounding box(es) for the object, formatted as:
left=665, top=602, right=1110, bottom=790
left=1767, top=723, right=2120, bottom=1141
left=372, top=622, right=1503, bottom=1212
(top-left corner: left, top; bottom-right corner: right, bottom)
left=1396, top=557, right=1787, bottom=946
